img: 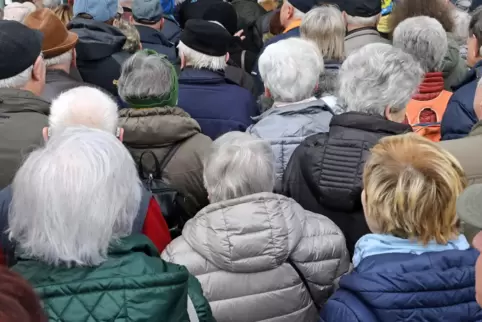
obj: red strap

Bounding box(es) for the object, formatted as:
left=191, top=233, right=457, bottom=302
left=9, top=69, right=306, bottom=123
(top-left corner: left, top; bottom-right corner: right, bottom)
left=142, top=198, right=172, bottom=253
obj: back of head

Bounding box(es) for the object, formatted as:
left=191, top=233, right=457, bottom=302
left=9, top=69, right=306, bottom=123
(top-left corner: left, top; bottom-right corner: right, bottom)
left=338, top=43, right=424, bottom=117
left=0, top=267, right=47, bottom=322
left=49, top=86, right=119, bottom=135
left=363, top=133, right=466, bottom=244
left=3, top=2, right=36, bottom=22
left=326, top=0, right=381, bottom=26
left=204, top=132, right=275, bottom=203
left=131, top=0, right=163, bottom=25
left=300, top=5, right=345, bottom=61
left=118, top=50, right=178, bottom=108
left=73, top=0, right=118, bottom=22
left=393, top=16, right=448, bottom=73
left=390, top=0, right=454, bottom=33
left=9, top=127, right=142, bottom=267
left=259, top=37, right=322, bottom=103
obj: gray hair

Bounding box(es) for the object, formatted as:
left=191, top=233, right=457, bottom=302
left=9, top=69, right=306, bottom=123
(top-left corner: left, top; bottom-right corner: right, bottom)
left=45, top=50, right=73, bottom=67
left=338, top=43, right=424, bottom=116
left=393, top=16, right=448, bottom=72
left=43, top=0, right=61, bottom=8
left=118, top=50, right=174, bottom=102
left=178, top=41, right=227, bottom=71
left=49, top=86, right=119, bottom=135
left=301, top=6, right=345, bottom=61
left=0, top=65, right=32, bottom=89
left=204, top=132, right=275, bottom=203
left=345, top=13, right=379, bottom=26
left=9, top=127, right=142, bottom=267
left=259, top=37, right=323, bottom=103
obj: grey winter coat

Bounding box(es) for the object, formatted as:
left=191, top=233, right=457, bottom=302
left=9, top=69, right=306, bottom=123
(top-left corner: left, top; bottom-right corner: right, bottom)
left=344, top=27, right=390, bottom=57
left=162, top=193, right=350, bottom=322
left=247, top=99, right=338, bottom=190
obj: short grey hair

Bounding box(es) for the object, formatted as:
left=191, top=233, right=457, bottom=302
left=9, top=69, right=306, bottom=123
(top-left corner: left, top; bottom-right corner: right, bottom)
left=259, top=38, right=322, bottom=103
left=393, top=16, right=448, bottom=72
left=204, top=132, right=275, bottom=203
left=118, top=50, right=174, bottom=102
left=301, top=6, right=345, bottom=61
left=338, top=43, right=424, bottom=116
left=9, top=127, right=142, bottom=267
left=178, top=41, right=227, bottom=71
left=49, top=86, right=118, bottom=135
left=45, top=50, right=73, bottom=67
left=0, top=65, right=32, bottom=89
left=345, top=13, right=379, bottom=26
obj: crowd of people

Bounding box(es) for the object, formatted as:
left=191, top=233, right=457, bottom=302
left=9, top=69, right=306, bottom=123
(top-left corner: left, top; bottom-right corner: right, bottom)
left=2, top=0, right=482, bottom=321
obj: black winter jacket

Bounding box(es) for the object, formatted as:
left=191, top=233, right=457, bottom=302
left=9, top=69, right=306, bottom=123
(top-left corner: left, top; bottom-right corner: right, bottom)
left=42, top=69, right=85, bottom=102
left=282, top=112, right=411, bottom=255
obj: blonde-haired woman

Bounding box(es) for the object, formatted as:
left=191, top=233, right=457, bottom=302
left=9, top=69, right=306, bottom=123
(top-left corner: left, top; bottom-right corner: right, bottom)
left=320, top=133, right=482, bottom=322
left=300, top=5, right=345, bottom=97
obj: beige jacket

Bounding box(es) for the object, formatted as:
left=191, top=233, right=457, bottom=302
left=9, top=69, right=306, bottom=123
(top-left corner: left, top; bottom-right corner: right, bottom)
left=119, top=106, right=212, bottom=213
left=162, top=193, right=350, bottom=322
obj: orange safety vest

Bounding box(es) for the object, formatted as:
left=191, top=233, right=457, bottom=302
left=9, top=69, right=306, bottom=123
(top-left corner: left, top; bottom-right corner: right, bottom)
left=405, top=90, right=453, bottom=142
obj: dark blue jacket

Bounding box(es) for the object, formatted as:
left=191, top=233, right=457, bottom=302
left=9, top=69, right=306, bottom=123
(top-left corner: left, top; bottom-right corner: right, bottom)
left=320, top=249, right=482, bottom=322
left=441, top=61, right=482, bottom=141
left=161, top=15, right=181, bottom=45
left=178, top=68, right=258, bottom=140
left=135, top=25, right=177, bottom=62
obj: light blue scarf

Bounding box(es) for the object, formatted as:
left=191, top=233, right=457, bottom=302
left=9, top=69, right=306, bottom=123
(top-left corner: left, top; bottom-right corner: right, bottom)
left=353, top=233, right=470, bottom=268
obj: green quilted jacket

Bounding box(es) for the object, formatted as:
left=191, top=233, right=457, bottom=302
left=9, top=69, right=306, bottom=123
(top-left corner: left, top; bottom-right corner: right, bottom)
left=12, top=235, right=215, bottom=322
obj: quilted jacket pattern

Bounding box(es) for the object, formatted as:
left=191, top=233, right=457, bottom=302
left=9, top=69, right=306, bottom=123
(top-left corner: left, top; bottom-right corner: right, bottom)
left=247, top=99, right=338, bottom=191
left=162, top=193, right=350, bottom=322
left=12, top=235, right=215, bottom=322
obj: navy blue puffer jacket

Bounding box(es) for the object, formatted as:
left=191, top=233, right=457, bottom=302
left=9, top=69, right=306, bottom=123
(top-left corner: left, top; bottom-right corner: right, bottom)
left=320, top=249, right=482, bottom=322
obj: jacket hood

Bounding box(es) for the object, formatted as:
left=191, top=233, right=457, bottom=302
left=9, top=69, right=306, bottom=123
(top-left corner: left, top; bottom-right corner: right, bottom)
left=136, top=25, right=174, bottom=47
left=182, top=193, right=304, bottom=273
left=0, top=88, right=50, bottom=114
left=119, top=106, right=201, bottom=146
left=68, top=18, right=126, bottom=61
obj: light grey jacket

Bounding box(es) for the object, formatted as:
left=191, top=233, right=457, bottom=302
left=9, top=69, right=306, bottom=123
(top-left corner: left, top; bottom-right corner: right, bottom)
left=345, top=27, right=390, bottom=57
left=247, top=99, right=337, bottom=190
left=162, top=193, right=350, bottom=322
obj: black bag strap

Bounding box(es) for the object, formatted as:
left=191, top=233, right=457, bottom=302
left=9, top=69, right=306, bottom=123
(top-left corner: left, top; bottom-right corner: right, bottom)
left=241, top=50, right=246, bottom=71
left=138, top=151, right=162, bottom=179
left=287, top=258, right=317, bottom=307
left=159, top=143, right=183, bottom=174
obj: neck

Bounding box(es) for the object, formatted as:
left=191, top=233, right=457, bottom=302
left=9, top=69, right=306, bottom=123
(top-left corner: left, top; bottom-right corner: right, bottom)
left=20, top=83, right=40, bottom=96
left=346, top=24, right=374, bottom=32
left=47, top=64, right=71, bottom=74
left=133, top=21, right=161, bottom=30
left=283, top=18, right=301, bottom=30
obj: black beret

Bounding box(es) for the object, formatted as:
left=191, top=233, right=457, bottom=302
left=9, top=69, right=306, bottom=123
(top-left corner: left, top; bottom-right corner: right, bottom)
left=181, top=19, right=235, bottom=57
left=324, top=0, right=381, bottom=17
left=0, top=20, right=43, bottom=80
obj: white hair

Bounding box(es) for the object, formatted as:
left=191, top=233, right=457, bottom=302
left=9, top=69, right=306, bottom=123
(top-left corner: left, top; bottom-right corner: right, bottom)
left=178, top=41, right=227, bottom=71
left=259, top=38, right=323, bottom=103
left=286, top=1, right=305, bottom=20
left=43, top=0, right=61, bottom=8
left=45, top=50, right=73, bottom=67
left=204, top=132, right=275, bottom=203
left=49, top=86, right=118, bottom=135
left=301, top=6, right=345, bottom=61
left=452, top=8, right=471, bottom=45
left=118, top=51, right=174, bottom=102
left=345, top=13, right=379, bottom=26
left=0, top=65, right=32, bottom=89
left=393, top=16, right=448, bottom=72
left=9, top=127, right=142, bottom=267
left=338, top=43, right=424, bottom=116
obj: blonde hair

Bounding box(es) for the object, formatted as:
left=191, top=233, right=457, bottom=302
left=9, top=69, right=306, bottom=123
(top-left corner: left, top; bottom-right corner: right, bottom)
left=53, top=4, right=73, bottom=25
left=113, top=19, right=141, bottom=54
left=300, top=5, right=345, bottom=61
left=363, top=133, right=467, bottom=244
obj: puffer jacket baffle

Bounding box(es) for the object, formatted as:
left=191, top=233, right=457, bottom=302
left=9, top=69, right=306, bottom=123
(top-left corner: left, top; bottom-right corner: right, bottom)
left=162, top=192, right=350, bottom=322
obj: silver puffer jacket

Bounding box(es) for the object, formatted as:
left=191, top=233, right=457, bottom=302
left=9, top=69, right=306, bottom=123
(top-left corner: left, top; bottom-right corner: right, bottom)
left=161, top=193, right=350, bottom=322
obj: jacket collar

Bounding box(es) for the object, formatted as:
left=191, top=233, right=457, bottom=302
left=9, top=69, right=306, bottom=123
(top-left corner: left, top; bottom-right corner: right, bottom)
left=345, top=26, right=380, bottom=38
left=412, top=72, right=445, bottom=101
left=283, top=19, right=302, bottom=34
left=470, top=120, right=482, bottom=136
left=254, top=97, right=329, bottom=121
left=0, top=88, right=50, bottom=114
left=330, top=112, right=412, bottom=135
left=135, top=25, right=173, bottom=47
left=46, top=68, right=79, bottom=83
left=453, top=59, right=482, bottom=91
left=179, top=67, right=226, bottom=85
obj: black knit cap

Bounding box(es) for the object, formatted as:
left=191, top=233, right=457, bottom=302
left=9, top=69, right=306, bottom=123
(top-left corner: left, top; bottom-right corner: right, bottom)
left=203, top=2, right=238, bottom=35
left=0, top=20, right=43, bottom=80
left=181, top=19, right=235, bottom=57
left=325, top=0, right=381, bottom=17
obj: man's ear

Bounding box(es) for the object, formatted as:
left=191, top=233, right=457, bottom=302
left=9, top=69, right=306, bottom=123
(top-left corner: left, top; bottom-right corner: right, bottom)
left=117, top=127, right=124, bottom=142
left=180, top=52, right=186, bottom=69
left=225, top=52, right=230, bottom=63
left=42, top=127, right=49, bottom=142
left=342, top=11, right=347, bottom=24
left=287, top=4, right=294, bottom=20
left=159, top=17, right=165, bottom=30
left=129, top=15, right=134, bottom=24
left=384, top=106, right=392, bottom=120
left=32, top=55, right=45, bottom=82
left=71, top=49, right=77, bottom=68
left=265, top=87, right=272, bottom=98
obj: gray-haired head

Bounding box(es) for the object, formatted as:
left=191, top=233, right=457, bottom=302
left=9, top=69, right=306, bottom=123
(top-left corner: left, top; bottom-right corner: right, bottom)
left=203, top=132, right=275, bottom=203
left=300, top=5, right=345, bottom=61
left=9, top=127, right=142, bottom=267
left=393, top=16, right=448, bottom=73
left=259, top=37, right=323, bottom=103
left=338, top=43, right=424, bottom=118
left=117, top=50, right=175, bottom=103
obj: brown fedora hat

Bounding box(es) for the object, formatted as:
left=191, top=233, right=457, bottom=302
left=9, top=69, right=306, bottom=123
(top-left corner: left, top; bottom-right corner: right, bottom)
left=24, top=8, right=78, bottom=59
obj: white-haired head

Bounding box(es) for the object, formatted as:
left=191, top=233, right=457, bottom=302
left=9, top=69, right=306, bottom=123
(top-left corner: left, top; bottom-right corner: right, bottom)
left=301, top=5, right=345, bottom=61
left=49, top=86, right=119, bottom=136
left=338, top=43, right=424, bottom=118
left=393, top=16, right=448, bottom=73
left=0, top=66, right=33, bottom=89
left=204, top=131, right=275, bottom=203
left=259, top=37, right=323, bottom=103
left=178, top=41, right=227, bottom=71
left=9, top=127, right=142, bottom=267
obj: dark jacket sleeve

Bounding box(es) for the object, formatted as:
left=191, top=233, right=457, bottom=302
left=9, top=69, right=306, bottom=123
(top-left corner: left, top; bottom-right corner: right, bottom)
left=441, top=91, right=478, bottom=141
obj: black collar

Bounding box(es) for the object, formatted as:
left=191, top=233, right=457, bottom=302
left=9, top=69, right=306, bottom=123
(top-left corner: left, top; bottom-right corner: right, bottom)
left=346, top=26, right=379, bottom=37
left=331, top=112, right=412, bottom=135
